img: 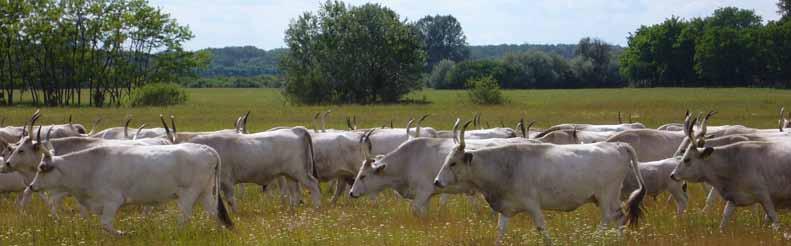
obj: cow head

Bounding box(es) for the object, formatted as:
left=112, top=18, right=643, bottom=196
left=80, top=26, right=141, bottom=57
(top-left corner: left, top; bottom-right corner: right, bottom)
left=349, top=154, right=386, bottom=198
left=5, top=126, right=54, bottom=175
left=670, top=116, right=713, bottom=183
left=28, top=145, right=61, bottom=193
left=434, top=120, right=474, bottom=188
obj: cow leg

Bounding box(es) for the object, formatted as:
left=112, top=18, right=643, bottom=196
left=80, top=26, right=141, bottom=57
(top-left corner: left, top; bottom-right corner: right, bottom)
left=330, top=179, right=346, bottom=204
left=220, top=180, right=238, bottom=213
left=412, top=192, right=431, bottom=218
left=495, top=213, right=509, bottom=246
left=669, top=186, right=688, bottom=216
left=176, top=191, right=200, bottom=226
left=100, top=200, right=124, bottom=236
left=296, top=174, right=321, bottom=208
left=702, top=185, right=720, bottom=212
left=525, top=206, right=551, bottom=245
left=757, top=195, right=781, bottom=230
left=47, top=192, right=68, bottom=218
left=719, top=201, right=736, bottom=231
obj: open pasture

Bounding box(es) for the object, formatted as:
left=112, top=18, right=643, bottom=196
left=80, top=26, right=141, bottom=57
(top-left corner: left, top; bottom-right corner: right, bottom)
left=2, top=88, right=791, bottom=245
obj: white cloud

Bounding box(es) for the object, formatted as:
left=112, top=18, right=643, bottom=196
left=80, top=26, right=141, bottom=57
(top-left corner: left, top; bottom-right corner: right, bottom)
left=150, top=0, right=782, bottom=50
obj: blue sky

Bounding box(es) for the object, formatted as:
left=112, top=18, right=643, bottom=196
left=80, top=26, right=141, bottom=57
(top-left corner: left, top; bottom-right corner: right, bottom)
left=150, top=0, right=782, bottom=50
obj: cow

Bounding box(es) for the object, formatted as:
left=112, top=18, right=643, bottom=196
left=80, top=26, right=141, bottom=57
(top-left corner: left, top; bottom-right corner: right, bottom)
left=3, top=125, right=170, bottom=213
left=433, top=121, right=646, bottom=244
left=310, top=129, right=376, bottom=203
left=621, top=157, right=688, bottom=215
left=1, top=111, right=91, bottom=145
left=670, top=116, right=791, bottom=231
left=350, top=122, right=535, bottom=217
left=26, top=142, right=233, bottom=236
left=533, top=128, right=615, bottom=144
left=177, top=119, right=321, bottom=210
left=541, top=122, right=646, bottom=133
left=91, top=115, right=168, bottom=140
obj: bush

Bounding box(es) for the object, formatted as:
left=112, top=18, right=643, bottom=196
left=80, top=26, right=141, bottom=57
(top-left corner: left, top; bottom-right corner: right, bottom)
left=122, top=83, right=188, bottom=107
left=466, top=76, right=506, bottom=105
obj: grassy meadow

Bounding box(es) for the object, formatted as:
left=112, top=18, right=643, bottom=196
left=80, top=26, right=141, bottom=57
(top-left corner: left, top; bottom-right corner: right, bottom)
left=2, top=88, right=791, bottom=245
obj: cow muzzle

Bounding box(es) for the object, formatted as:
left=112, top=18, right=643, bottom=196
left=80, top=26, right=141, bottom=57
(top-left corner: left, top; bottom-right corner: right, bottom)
left=0, top=163, right=11, bottom=173
left=433, top=179, right=445, bottom=188
left=349, top=191, right=360, bottom=199
left=669, top=173, right=680, bottom=182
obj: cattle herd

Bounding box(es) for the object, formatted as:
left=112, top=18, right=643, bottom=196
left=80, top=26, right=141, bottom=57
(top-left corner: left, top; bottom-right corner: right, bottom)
left=1, top=109, right=790, bottom=244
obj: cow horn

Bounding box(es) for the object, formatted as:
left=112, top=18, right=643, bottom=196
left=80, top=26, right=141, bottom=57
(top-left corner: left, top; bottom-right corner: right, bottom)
left=416, top=114, right=431, bottom=138
left=779, top=107, right=785, bottom=132
left=133, top=124, right=146, bottom=140
left=459, top=120, right=473, bottom=148
left=68, top=114, right=73, bottom=127
left=36, top=125, right=42, bottom=143
left=123, top=116, right=132, bottom=139
left=235, top=117, right=243, bottom=133
left=46, top=125, right=54, bottom=143
left=170, top=115, right=177, bottom=135
left=389, top=119, right=394, bottom=129
left=687, top=115, right=698, bottom=143
left=526, top=121, right=536, bottom=138
left=321, top=110, right=331, bottom=132
left=473, top=113, right=482, bottom=130
left=159, top=114, right=173, bottom=143
left=518, top=118, right=526, bottom=138
left=451, top=118, right=461, bottom=143
left=698, top=111, right=716, bottom=139
left=312, top=112, right=321, bottom=133
left=29, top=109, right=41, bottom=137
left=346, top=116, right=354, bottom=130
left=618, top=112, right=623, bottom=124
left=405, top=118, right=415, bottom=137
left=485, top=121, right=490, bottom=129
left=88, top=118, right=102, bottom=135
left=353, top=115, right=358, bottom=130
left=242, top=111, right=250, bottom=133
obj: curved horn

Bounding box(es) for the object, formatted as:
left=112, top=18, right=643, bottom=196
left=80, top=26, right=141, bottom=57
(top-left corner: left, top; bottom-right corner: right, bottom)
left=242, top=111, right=250, bottom=133
left=526, top=121, right=536, bottom=138
left=235, top=117, right=243, bottom=133
left=415, top=114, right=431, bottom=138
left=87, top=118, right=102, bottom=135
left=36, top=125, right=42, bottom=143
left=518, top=118, right=526, bottom=138
left=473, top=113, right=481, bottom=130
left=123, top=117, right=132, bottom=139
left=618, top=112, right=623, bottom=124
left=29, top=109, right=41, bottom=137
left=46, top=125, right=54, bottom=143
left=159, top=114, right=173, bottom=143
left=353, top=115, right=357, bottom=130
left=459, top=120, right=473, bottom=148
left=133, top=124, right=147, bottom=140
left=405, top=118, right=415, bottom=137
left=452, top=118, right=461, bottom=144
left=389, top=119, right=394, bottom=129
left=68, top=114, right=73, bottom=127
left=169, top=115, right=177, bottom=134
left=780, top=107, right=785, bottom=132
left=346, top=116, right=354, bottom=130
left=698, top=111, right=716, bottom=139
left=312, top=112, right=321, bottom=133
left=321, top=110, right=331, bottom=132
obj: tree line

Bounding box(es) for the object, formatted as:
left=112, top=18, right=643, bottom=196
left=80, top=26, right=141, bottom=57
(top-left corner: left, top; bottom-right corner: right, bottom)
left=0, top=0, right=202, bottom=106
left=620, top=5, right=791, bottom=87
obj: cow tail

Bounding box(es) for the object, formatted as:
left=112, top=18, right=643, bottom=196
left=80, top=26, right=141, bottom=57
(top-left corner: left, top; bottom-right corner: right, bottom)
left=208, top=146, right=233, bottom=229
left=623, top=143, right=646, bottom=227
left=300, top=128, right=318, bottom=180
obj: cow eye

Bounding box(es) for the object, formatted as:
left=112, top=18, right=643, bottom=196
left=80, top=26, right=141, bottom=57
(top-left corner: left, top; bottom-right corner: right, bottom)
left=359, top=175, right=366, bottom=180
left=450, top=162, right=457, bottom=167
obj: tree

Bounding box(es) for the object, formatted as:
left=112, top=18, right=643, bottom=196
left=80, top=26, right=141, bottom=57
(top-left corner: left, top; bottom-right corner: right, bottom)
left=694, top=7, right=764, bottom=86
left=446, top=60, right=514, bottom=89
left=503, top=51, right=571, bottom=88
left=574, top=37, right=615, bottom=85
left=781, top=0, right=791, bottom=20
left=281, top=1, right=426, bottom=104
left=0, top=0, right=199, bottom=106
left=415, top=15, right=469, bottom=71
left=427, top=59, right=455, bottom=88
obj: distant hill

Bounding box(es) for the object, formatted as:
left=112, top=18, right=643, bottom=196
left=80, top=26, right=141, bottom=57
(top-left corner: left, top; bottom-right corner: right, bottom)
left=197, top=44, right=624, bottom=78
left=198, top=46, right=286, bottom=77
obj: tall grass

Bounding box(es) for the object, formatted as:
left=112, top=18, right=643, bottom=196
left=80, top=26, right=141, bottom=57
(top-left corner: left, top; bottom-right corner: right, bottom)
left=1, top=88, right=791, bottom=245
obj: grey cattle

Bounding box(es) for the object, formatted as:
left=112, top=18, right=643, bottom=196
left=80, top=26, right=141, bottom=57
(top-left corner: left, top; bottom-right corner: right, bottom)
left=433, top=122, right=646, bottom=244
left=670, top=117, right=791, bottom=230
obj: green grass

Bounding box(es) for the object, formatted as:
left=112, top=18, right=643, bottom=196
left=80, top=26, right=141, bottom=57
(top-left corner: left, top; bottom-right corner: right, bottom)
left=2, top=88, right=791, bottom=245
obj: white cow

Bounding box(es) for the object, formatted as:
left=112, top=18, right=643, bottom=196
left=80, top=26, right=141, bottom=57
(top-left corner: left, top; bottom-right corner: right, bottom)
left=433, top=122, right=646, bottom=244
left=27, top=143, right=233, bottom=235
left=350, top=128, right=535, bottom=216
left=670, top=117, right=791, bottom=230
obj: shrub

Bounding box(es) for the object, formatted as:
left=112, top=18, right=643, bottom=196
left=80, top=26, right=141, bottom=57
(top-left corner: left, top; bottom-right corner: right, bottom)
left=122, top=83, right=188, bottom=107
left=466, top=76, right=506, bottom=105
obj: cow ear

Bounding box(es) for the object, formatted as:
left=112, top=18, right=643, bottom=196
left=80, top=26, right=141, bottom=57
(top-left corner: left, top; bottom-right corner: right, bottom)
left=373, top=163, right=386, bottom=175
left=699, top=147, right=714, bottom=160
left=463, top=153, right=473, bottom=164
